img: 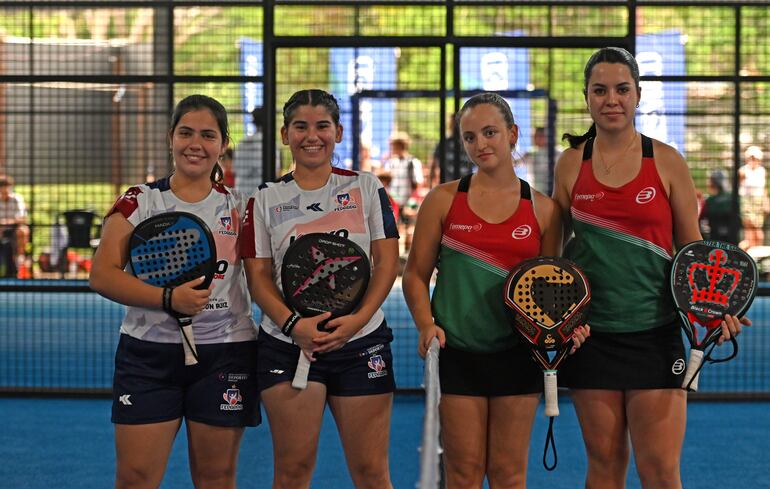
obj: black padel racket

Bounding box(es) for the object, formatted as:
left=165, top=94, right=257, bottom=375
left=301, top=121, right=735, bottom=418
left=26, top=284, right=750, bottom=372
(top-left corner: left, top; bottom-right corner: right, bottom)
left=281, top=233, right=371, bottom=389
left=503, top=256, right=590, bottom=470
left=128, top=211, right=217, bottom=366
left=671, top=240, right=757, bottom=391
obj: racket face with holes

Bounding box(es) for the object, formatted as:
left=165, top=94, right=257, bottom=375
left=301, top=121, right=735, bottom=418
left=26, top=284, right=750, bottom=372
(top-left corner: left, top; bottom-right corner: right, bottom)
left=281, top=233, right=370, bottom=318
left=503, top=257, right=590, bottom=360
left=128, top=211, right=217, bottom=289
left=671, top=240, right=757, bottom=349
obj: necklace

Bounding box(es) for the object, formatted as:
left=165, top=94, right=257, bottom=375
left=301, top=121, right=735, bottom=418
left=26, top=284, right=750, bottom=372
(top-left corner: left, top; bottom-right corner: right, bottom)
left=595, top=131, right=637, bottom=175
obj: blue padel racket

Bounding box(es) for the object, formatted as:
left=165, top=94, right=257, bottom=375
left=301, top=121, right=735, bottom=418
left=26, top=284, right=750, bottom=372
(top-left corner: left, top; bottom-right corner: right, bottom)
left=129, top=211, right=217, bottom=366
left=281, top=233, right=370, bottom=389
left=504, top=256, right=590, bottom=470
left=671, top=240, right=757, bottom=391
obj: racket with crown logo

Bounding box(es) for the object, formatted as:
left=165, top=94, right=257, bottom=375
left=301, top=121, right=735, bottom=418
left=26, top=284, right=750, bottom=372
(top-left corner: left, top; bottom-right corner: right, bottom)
left=503, top=256, right=590, bottom=470
left=281, top=233, right=371, bottom=389
left=128, top=212, right=217, bottom=366
left=671, top=240, right=757, bottom=392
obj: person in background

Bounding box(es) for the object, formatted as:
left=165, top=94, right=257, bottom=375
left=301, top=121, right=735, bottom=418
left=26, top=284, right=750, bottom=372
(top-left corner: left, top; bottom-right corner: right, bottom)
left=221, top=147, right=236, bottom=187
left=523, top=126, right=562, bottom=195
left=0, top=175, right=30, bottom=278
left=90, top=94, right=259, bottom=489
left=242, top=89, right=400, bottom=489
left=700, top=170, right=740, bottom=244
left=553, top=46, right=748, bottom=489
left=428, top=112, right=474, bottom=188
left=383, top=132, right=424, bottom=254
left=234, top=107, right=265, bottom=196
left=738, top=145, right=767, bottom=250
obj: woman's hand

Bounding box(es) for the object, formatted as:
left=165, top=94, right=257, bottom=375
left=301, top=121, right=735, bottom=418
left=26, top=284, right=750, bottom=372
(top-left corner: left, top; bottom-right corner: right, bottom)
left=291, top=312, right=332, bottom=358
left=717, top=314, right=751, bottom=345
left=311, top=313, right=368, bottom=354
left=418, top=324, right=446, bottom=359
left=569, top=324, right=591, bottom=354
left=170, top=276, right=211, bottom=316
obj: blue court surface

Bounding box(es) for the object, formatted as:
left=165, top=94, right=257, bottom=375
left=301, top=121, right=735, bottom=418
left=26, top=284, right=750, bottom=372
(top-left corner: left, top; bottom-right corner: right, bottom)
left=0, top=395, right=768, bottom=488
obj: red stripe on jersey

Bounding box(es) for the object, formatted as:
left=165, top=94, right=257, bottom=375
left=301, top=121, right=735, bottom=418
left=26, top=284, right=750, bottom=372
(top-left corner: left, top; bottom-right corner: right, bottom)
left=240, top=197, right=257, bottom=258
left=332, top=167, right=358, bottom=176
left=107, top=186, right=142, bottom=219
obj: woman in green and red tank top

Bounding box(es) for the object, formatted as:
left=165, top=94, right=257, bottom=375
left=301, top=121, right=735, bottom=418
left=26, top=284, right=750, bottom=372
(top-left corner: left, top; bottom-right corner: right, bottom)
left=403, top=93, right=589, bottom=488
left=552, top=47, right=748, bottom=489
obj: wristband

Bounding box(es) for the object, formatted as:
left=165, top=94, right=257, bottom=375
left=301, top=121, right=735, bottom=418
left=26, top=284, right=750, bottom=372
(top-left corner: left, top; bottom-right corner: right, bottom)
left=281, top=312, right=301, bottom=337
left=162, top=287, right=174, bottom=314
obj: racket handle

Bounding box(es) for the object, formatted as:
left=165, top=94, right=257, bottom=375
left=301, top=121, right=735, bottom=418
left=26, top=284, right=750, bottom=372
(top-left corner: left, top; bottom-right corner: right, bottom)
left=291, top=351, right=311, bottom=389
left=178, top=317, right=199, bottom=366
left=682, top=349, right=704, bottom=392
left=543, top=370, right=559, bottom=417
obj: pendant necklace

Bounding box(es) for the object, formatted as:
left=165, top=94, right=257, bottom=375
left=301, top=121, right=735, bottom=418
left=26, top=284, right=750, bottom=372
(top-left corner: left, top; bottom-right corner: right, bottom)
left=595, top=131, right=637, bottom=175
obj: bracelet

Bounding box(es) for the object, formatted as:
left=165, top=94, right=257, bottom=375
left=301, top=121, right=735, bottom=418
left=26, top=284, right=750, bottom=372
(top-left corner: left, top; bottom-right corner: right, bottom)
left=281, top=312, right=301, bottom=337
left=162, top=287, right=174, bottom=314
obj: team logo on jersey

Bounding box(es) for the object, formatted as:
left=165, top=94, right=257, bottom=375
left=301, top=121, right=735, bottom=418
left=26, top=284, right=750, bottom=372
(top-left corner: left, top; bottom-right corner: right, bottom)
left=636, top=187, right=656, bottom=204
left=671, top=358, right=685, bottom=375
left=512, top=225, right=532, bottom=240
left=334, top=193, right=358, bottom=212
left=574, top=191, right=605, bottom=202
left=449, top=223, right=482, bottom=232
left=367, top=355, right=388, bottom=379
left=218, top=216, right=236, bottom=236
left=220, top=387, right=244, bottom=411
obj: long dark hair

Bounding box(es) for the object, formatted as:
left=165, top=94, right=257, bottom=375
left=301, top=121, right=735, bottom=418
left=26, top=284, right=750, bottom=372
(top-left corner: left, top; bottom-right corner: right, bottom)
left=282, top=89, right=341, bottom=128
left=562, top=47, right=640, bottom=149
left=169, top=94, right=230, bottom=183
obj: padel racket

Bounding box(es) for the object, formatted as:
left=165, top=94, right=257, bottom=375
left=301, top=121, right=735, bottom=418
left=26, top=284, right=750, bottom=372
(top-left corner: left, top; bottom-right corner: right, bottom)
left=128, top=211, right=217, bottom=366
left=281, top=233, right=370, bottom=389
left=503, top=256, right=590, bottom=470
left=671, top=240, right=757, bottom=391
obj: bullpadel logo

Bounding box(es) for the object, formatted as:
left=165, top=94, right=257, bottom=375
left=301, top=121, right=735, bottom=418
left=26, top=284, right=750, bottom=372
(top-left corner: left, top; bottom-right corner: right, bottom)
left=636, top=187, right=656, bottom=204
left=512, top=225, right=532, bottom=239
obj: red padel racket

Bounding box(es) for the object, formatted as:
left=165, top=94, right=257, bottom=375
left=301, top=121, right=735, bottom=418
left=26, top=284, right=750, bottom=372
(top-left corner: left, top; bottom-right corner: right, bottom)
left=281, top=233, right=371, bottom=389
left=128, top=211, right=217, bottom=366
left=671, top=240, right=757, bottom=391
left=503, top=256, right=590, bottom=470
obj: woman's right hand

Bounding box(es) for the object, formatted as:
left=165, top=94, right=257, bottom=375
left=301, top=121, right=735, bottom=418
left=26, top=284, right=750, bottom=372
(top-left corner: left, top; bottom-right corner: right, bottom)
left=291, top=312, right=333, bottom=357
left=418, top=324, right=446, bottom=359
left=170, top=276, right=211, bottom=316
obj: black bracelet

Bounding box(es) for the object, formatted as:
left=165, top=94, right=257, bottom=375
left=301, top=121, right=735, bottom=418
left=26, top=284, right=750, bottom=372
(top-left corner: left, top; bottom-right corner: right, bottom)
left=162, top=287, right=174, bottom=314
left=281, top=312, right=301, bottom=337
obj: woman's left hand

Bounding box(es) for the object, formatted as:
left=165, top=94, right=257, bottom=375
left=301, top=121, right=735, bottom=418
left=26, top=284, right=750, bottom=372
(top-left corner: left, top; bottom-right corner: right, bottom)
left=717, top=314, right=751, bottom=345
left=569, top=324, right=591, bottom=354
left=311, top=313, right=367, bottom=354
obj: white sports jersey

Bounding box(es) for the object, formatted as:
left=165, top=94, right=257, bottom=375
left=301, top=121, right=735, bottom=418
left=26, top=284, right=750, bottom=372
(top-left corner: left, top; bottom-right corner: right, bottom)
left=241, top=168, right=399, bottom=343
left=108, top=177, right=257, bottom=344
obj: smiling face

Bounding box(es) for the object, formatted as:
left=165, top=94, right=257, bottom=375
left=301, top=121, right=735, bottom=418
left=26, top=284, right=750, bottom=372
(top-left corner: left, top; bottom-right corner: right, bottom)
left=586, top=62, right=641, bottom=133
left=169, top=108, right=228, bottom=181
left=281, top=104, right=343, bottom=170
left=459, top=103, right=518, bottom=170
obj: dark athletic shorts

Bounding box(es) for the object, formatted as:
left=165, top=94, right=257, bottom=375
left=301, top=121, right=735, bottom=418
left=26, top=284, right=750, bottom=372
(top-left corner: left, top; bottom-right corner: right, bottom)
left=112, top=334, right=260, bottom=427
left=439, top=342, right=543, bottom=396
left=257, top=320, right=396, bottom=396
left=558, top=321, right=687, bottom=390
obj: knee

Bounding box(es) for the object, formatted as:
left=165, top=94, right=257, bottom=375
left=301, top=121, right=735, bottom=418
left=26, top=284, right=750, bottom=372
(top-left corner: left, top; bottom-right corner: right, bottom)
left=350, top=467, right=392, bottom=489
left=191, top=465, right=237, bottom=489
left=486, top=466, right=526, bottom=489
left=636, top=456, right=680, bottom=488
left=274, top=459, right=315, bottom=489
left=585, top=443, right=630, bottom=481
left=115, top=465, right=163, bottom=489
left=444, top=458, right=485, bottom=488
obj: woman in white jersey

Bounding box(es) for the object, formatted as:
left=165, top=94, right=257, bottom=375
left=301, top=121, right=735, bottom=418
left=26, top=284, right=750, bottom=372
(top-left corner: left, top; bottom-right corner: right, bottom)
left=90, top=95, right=259, bottom=488
left=242, top=89, right=400, bottom=489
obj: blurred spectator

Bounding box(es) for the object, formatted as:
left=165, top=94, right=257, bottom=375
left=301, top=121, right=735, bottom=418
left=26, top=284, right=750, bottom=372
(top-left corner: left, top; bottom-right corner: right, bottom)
left=0, top=175, right=30, bottom=277
left=221, top=147, right=235, bottom=187
left=375, top=170, right=399, bottom=222
left=700, top=170, right=740, bottom=244
left=523, top=126, right=561, bottom=194
left=428, top=113, right=473, bottom=187
left=738, top=145, right=768, bottom=249
left=234, top=107, right=265, bottom=196
left=358, top=143, right=380, bottom=173
left=383, top=132, right=424, bottom=253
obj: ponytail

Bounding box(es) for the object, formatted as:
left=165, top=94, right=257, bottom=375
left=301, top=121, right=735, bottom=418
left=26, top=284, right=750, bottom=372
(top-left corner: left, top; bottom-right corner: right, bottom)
left=210, top=162, right=224, bottom=184
left=562, top=123, right=596, bottom=149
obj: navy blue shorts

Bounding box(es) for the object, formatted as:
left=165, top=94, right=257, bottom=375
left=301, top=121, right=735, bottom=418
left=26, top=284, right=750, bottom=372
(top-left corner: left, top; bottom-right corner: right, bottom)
left=257, top=321, right=396, bottom=396
left=558, top=321, right=686, bottom=390
left=439, top=342, right=543, bottom=396
left=112, top=334, right=261, bottom=427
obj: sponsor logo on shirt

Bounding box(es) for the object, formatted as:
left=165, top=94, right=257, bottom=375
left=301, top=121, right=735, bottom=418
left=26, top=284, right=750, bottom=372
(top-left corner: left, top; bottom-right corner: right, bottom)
left=574, top=191, right=605, bottom=202
left=220, top=387, right=244, bottom=411
left=636, top=187, right=656, bottom=204
left=512, top=224, right=532, bottom=239
left=449, top=223, right=482, bottom=232
left=367, top=354, right=388, bottom=379
left=274, top=204, right=299, bottom=213
left=334, top=193, right=358, bottom=212
left=218, top=372, right=250, bottom=383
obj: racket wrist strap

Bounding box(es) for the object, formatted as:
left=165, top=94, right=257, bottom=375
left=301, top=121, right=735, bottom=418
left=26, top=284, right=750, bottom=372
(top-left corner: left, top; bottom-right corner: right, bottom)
left=282, top=312, right=301, bottom=337
left=162, top=287, right=174, bottom=314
